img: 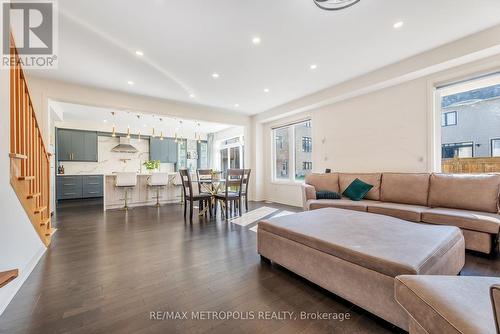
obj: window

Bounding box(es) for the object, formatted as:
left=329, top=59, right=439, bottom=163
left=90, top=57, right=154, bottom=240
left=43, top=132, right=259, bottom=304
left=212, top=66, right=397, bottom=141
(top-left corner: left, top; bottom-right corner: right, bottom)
left=442, top=111, right=457, bottom=126
left=272, top=120, right=312, bottom=182
left=492, top=139, right=500, bottom=157
left=442, top=142, right=473, bottom=159
left=220, top=135, right=244, bottom=172
left=302, top=137, right=312, bottom=153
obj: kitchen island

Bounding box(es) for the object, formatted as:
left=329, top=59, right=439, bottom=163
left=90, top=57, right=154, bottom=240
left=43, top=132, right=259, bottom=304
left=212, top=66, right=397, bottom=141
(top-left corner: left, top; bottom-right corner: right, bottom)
left=104, top=173, right=182, bottom=210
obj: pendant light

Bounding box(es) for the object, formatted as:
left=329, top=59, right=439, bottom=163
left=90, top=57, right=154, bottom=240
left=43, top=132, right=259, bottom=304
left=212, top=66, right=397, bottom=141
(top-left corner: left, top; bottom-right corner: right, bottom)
left=159, top=118, right=164, bottom=140
left=111, top=111, right=116, bottom=137
left=126, top=125, right=131, bottom=139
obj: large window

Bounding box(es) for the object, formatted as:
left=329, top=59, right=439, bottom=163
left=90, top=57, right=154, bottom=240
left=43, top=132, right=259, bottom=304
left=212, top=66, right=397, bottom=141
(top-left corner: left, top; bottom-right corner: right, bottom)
left=220, top=136, right=244, bottom=172
left=273, top=120, right=312, bottom=182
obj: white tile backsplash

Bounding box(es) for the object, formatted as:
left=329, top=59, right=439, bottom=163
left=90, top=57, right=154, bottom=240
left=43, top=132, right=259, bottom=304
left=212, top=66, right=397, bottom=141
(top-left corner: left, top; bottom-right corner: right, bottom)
left=59, top=136, right=175, bottom=175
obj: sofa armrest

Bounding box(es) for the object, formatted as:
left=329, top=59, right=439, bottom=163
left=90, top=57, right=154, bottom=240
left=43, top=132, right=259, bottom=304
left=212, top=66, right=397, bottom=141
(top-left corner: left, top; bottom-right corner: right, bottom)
left=301, top=184, right=316, bottom=210
left=491, top=284, right=500, bottom=334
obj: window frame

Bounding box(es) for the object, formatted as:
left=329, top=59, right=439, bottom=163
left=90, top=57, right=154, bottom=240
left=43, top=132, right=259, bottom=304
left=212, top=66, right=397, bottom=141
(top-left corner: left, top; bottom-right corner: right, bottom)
left=441, top=141, right=474, bottom=159
left=271, top=119, right=312, bottom=183
left=442, top=111, right=457, bottom=127
left=491, top=138, right=500, bottom=157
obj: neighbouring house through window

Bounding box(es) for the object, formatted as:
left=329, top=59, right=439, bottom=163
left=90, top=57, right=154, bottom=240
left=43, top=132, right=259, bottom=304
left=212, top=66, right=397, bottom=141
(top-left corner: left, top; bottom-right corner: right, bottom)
left=273, top=120, right=312, bottom=181
left=492, top=139, right=500, bottom=157
left=437, top=72, right=500, bottom=173
left=441, top=111, right=457, bottom=126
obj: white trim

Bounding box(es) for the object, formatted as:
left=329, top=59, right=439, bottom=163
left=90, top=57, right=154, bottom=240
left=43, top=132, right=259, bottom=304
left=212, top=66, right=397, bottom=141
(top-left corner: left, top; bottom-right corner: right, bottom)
left=0, top=246, right=46, bottom=315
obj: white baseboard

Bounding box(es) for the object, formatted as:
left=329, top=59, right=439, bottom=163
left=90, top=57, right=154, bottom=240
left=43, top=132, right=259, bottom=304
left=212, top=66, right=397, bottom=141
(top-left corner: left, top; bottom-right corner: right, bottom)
left=0, top=246, right=46, bottom=315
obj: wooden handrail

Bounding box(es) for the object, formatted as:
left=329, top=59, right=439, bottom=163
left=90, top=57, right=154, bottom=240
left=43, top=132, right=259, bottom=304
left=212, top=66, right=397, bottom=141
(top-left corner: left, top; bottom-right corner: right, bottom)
left=0, top=270, right=19, bottom=288
left=9, top=32, right=52, bottom=246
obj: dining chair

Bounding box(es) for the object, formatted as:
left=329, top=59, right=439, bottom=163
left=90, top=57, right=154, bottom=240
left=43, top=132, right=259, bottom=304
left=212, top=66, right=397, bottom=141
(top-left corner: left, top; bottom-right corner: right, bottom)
left=241, top=169, right=251, bottom=211
left=179, top=169, right=211, bottom=221
left=196, top=169, right=213, bottom=195
left=215, top=169, right=245, bottom=219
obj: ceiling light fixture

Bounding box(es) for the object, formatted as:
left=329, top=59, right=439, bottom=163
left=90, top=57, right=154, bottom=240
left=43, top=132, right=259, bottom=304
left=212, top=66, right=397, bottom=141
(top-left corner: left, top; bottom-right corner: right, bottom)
left=313, top=0, right=360, bottom=10
left=135, top=50, right=144, bottom=56
left=252, top=36, right=261, bottom=45
left=127, top=80, right=134, bottom=85
left=103, top=119, right=108, bottom=123
left=393, top=21, right=404, bottom=29
left=234, top=103, right=240, bottom=108
left=211, top=72, right=220, bottom=79
left=310, top=64, right=318, bottom=70
left=189, top=93, right=195, bottom=98
left=264, top=88, right=270, bottom=93
left=111, top=112, right=116, bottom=137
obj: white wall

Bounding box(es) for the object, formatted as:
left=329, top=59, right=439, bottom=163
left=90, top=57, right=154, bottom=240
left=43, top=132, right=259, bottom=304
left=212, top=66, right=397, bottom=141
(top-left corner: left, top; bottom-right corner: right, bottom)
left=261, top=54, right=500, bottom=207
left=0, top=68, right=46, bottom=315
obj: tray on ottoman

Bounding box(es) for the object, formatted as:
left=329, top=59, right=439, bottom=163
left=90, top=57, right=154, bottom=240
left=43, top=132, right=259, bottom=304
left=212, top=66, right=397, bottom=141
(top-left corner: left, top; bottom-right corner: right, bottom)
left=257, top=208, right=465, bottom=330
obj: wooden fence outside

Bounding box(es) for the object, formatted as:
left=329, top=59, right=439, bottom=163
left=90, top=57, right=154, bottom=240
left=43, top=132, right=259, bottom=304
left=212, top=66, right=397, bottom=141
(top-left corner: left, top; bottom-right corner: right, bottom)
left=442, top=157, right=500, bottom=174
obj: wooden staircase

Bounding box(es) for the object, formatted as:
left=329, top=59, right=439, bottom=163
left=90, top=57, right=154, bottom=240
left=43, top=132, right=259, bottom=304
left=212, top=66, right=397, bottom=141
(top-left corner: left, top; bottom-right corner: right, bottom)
left=9, top=34, right=53, bottom=246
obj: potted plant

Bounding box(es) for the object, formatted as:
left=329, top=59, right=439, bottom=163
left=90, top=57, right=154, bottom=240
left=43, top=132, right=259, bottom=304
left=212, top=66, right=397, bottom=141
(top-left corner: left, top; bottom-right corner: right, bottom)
left=143, top=160, right=160, bottom=172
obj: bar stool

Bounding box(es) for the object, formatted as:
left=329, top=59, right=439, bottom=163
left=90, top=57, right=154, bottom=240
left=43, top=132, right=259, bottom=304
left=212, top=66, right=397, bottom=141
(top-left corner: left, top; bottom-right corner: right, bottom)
left=147, top=172, right=169, bottom=207
left=115, top=172, right=137, bottom=211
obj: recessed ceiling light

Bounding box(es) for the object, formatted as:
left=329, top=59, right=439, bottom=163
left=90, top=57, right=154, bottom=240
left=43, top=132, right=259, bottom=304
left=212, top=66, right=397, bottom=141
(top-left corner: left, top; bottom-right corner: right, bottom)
left=189, top=93, right=195, bottom=98
left=252, top=36, right=261, bottom=45
left=127, top=80, right=134, bottom=85
left=103, top=119, right=108, bottom=123
left=135, top=50, right=144, bottom=56
left=310, top=64, right=318, bottom=70
left=212, top=72, right=220, bottom=79
left=234, top=103, right=240, bottom=108
left=393, top=21, right=404, bottom=29
left=264, top=88, right=270, bottom=93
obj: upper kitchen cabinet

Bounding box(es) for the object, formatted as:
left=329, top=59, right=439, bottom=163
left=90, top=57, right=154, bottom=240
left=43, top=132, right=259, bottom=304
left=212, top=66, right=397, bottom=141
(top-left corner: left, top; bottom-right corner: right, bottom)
left=150, top=137, right=177, bottom=163
left=56, top=128, right=98, bottom=162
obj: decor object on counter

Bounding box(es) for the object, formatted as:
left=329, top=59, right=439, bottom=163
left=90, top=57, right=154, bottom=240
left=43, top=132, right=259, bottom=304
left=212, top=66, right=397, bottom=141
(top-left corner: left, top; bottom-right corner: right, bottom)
left=58, top=164, right=65, bottom=174
left=143, top=160, right=160, bottom=171
left=342, top=178, right=373, bottom=201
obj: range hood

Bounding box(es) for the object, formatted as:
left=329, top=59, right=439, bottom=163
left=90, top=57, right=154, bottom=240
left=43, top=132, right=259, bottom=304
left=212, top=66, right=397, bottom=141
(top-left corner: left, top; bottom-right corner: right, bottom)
left=111, top=137, right=138, bottom=153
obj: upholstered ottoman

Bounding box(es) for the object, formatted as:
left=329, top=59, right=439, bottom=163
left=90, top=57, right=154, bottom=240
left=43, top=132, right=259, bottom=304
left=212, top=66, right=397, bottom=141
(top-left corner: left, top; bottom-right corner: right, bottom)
left=257, top=208, right=465, bottom=331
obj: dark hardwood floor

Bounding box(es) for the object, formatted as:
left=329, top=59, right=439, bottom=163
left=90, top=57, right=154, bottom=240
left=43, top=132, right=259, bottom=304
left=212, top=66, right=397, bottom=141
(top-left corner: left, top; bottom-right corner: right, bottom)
left=1, top=200, right=499, bottom=334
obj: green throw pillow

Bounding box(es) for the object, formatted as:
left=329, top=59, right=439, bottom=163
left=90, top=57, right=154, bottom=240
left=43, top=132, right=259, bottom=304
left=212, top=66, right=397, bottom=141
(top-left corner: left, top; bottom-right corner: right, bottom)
left=342, top=178, right=373, bottom=201
left=316, top=191, right=341, bottom=200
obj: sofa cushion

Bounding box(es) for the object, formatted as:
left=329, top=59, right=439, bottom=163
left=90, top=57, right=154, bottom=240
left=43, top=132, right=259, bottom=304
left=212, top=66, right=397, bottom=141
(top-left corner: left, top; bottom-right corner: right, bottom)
left=342, top=178, right=373, bottom=201
left=339, top=173, right=382, bottom=201
left=395, top=275, right=500, bottom=334
left=367, top=202, right=428, bottom=222
left=428, top=173, right=500, bottom=213
left=307, top=199, right=374, bottom=212
left=258, top=208, right=464, bottom=277
left=305, top=173, right=340, bottom=193
left=422, top=208, right=500, bottom=234
left=316, top=190, right=341, bottom=200
left=380, top=173, right=430, bottom=206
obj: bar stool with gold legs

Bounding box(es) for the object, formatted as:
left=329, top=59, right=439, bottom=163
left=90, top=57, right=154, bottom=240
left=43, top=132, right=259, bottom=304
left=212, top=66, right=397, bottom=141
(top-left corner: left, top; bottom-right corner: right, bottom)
left=147, top=172, right=168, bottom=207
left=115, top=172, right=137, bottom=211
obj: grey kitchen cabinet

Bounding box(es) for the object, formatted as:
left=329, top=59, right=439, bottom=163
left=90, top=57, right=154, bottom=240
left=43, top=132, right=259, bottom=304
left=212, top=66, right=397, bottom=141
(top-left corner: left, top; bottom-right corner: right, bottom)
left=150, top=138, right=178, bottom=163
left=57, top=175, right=103, bottom=200
left=56, top=128, right=98, bottom=162
left=56, top=129, right=73, bottom=161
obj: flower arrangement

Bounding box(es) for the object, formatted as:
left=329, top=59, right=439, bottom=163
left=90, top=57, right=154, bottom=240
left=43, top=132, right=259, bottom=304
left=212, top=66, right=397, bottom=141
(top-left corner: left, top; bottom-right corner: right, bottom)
left=143, top=160, right=160, bottom=171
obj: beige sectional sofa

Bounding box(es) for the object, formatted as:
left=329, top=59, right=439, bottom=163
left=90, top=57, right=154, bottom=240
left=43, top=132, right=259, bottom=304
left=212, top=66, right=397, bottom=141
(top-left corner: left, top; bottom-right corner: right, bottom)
left=302, top=172, right=500, bottom=254
left=395, top=275, right=500, bottom=334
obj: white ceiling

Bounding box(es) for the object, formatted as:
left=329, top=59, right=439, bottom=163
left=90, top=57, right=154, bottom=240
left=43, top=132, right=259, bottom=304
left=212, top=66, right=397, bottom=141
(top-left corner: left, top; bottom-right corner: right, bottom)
left=29, top=0, right=500, bottom=114
left=52, top=101, right=234, bottom=136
